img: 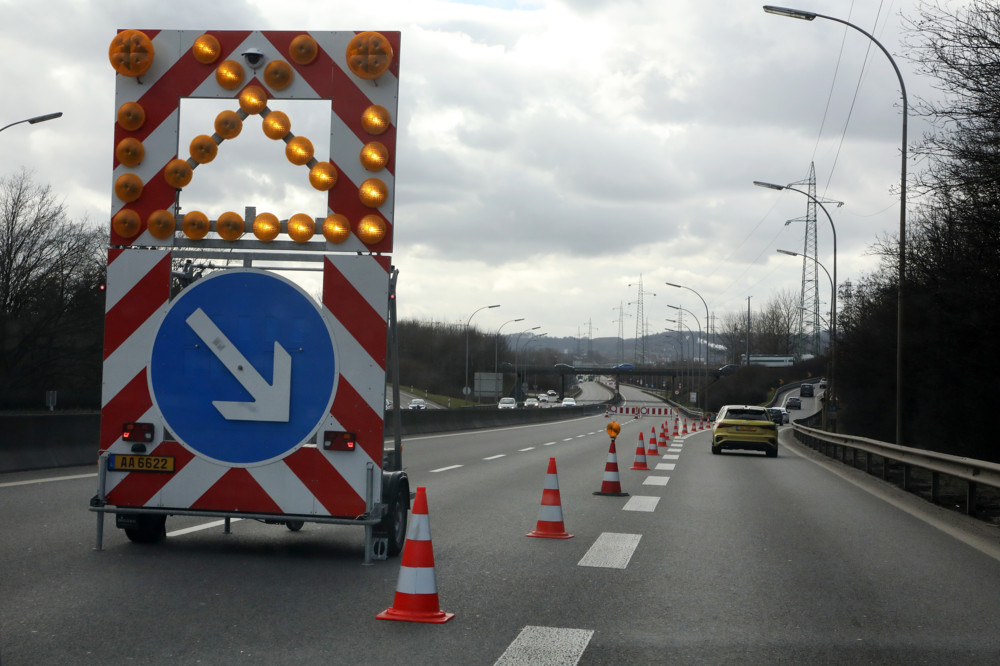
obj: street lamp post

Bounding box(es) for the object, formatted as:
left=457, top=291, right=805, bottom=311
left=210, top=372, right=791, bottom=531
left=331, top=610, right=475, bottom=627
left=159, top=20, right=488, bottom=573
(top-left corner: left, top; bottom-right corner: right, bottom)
left=755, top=181, right=840, bottom=425
left=763, top=4, right=908, bottom=445
left=495, top=318, right=524, bottom=400
left=517, top=332, right=546, bottom=399
left=665, top=282, right=711, bottom=412
left=0, top=112, right=62, bottom=134
left=513, top=326, right=541, bottom=400
left=667, top=305, right=704, bottom=410
left=465, top=304, right=500, bottom=403
left=778, top=248, right=837, bottom=428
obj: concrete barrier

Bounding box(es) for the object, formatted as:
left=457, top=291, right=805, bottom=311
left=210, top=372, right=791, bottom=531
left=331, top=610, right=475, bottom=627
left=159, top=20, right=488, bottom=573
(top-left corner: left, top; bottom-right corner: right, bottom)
left=1, top=404, right=610, bottom=473
left=0, top=413, right=100, bottom=473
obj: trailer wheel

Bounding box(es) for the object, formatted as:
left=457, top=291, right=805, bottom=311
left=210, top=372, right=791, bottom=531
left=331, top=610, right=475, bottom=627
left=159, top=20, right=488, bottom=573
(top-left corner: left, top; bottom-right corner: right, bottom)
left=286, top=520, right=304, bottom=531
left=124, top=515, right=166, bottom=543
left=375, top=487, right=408, bottom=557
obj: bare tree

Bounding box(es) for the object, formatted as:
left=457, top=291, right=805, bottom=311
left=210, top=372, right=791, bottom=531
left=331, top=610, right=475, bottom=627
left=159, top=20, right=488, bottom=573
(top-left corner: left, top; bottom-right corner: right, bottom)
left=0, top=170, right=105, bottom=408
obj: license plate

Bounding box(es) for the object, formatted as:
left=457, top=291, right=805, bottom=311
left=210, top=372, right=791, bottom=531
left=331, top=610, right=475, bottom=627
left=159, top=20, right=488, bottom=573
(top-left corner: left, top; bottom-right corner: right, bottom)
left=735, top=425, right=757, bottom=432
left=108, top=454, right=175, bottom=473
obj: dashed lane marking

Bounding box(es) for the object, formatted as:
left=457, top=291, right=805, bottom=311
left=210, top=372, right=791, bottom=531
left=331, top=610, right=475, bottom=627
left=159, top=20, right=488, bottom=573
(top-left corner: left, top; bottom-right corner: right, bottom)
left=484, top=454, right=506, bottom=461
left=642, top=476, right=670, bottom=486
left=430, top=465, right=464, bottom=473
left=655, top=463, right=676, bottom=471
left=661, top=454, right=679, bottom=460
left=168, top=518, right=243, bottom=537
left=578, top=532, right=642, bottom=569
left=623, top=496, right=660, bottom=512
left=494, top=626, right=594, bottom=666
left=543, top=441, right=556, bottom=446
left=519, top=447, right=535, bottom=452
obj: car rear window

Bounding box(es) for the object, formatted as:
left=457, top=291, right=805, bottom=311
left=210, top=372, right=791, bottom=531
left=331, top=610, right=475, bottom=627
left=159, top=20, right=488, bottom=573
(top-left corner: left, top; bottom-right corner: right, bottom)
left=724, top=409, right=770, bottom=421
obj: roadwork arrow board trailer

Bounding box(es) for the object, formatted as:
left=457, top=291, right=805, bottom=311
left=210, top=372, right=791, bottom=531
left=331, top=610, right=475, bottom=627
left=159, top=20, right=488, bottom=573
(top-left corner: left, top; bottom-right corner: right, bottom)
left=92, top=29, right=408, bottom=563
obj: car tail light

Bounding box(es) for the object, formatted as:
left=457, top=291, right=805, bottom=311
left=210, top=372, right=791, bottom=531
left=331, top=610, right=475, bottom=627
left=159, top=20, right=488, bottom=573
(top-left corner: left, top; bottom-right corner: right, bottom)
left=323, top=431, right=357, bottom=451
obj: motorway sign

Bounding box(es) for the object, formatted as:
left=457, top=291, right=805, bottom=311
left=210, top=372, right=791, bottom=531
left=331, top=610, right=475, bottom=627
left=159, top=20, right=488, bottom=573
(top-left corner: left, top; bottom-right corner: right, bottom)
left=149, top=269, right=337, bottom=466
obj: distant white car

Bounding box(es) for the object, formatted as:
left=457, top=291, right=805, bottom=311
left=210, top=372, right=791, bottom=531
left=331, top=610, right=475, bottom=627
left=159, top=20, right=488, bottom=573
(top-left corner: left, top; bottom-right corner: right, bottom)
left=408, top=398, right=427, bottom=410
left=561, top=397, right=576, bottom=407
left=498, top=397, right=517, bottom=409
left=537, top=394, right=550, bottom=403
left=524, top=398, right=540, bottom=408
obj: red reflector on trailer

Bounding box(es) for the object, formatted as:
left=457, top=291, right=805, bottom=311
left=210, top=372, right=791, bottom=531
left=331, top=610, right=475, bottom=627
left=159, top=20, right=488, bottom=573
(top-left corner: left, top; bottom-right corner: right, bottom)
left=323, top=431, right=356, bottom=451
left=122, top=422, right=154, bottom=443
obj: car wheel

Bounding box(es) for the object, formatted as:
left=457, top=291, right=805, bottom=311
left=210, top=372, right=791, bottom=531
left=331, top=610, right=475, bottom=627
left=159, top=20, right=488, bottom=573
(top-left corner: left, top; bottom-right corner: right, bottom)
left=286, top=520, right=304, bottom=531
left=766, top=447, right=778, bottom=458
left=711, top=445, right=721, bottom=455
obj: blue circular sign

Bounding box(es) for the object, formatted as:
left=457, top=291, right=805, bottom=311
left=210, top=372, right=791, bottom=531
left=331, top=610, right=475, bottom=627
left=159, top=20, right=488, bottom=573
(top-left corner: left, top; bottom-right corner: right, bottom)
left=149, top=269, right=337, bottom=466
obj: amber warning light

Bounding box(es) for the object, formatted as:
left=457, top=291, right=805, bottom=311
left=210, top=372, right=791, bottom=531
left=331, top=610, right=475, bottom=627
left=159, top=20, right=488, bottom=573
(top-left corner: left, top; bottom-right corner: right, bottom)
left=323, top=431, right=356, bottom=451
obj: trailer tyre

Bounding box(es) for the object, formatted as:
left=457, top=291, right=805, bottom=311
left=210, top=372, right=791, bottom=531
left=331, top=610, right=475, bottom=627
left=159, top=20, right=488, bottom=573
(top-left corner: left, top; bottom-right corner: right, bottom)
left=124, top=515, right=166, bottom=544
left=286, top=520, right=304, bottom=531
left=375, top=486, right=408, bottom=557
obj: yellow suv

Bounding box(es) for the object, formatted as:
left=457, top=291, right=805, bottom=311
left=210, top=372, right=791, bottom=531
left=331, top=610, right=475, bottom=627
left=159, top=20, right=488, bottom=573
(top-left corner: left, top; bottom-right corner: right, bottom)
left=712, top=405, right=779, bottom=458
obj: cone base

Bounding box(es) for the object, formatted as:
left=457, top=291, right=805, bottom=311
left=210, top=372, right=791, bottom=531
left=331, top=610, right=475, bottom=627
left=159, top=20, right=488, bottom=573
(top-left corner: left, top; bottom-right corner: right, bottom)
left=593, top=491, right=629, bottom=496
left=630, top=464, right=649, bottom=470
left=376, top=607, right=455, bottom=623
left=526, top=530, right=574, bottom=539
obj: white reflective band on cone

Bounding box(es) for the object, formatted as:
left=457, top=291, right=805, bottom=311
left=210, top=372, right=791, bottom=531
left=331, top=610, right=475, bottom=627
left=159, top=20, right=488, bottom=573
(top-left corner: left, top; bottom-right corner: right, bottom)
left=537, top=505, right=564, bottom=522
left=407, top=514, right=431, bottom=541
left=395, top=565, right=439, bottom=595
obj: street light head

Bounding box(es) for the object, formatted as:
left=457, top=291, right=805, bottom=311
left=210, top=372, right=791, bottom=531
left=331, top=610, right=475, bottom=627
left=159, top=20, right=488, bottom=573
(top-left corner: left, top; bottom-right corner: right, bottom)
left=28, top=112, right=63, bottom=124
left=665, top=282, right=681, bottom=288
left=753, top=180, right=785, bottom=191
left=763, top=5, right=817, bottom=21
left=667, top=304, right=679, bottom=310
left=488, top=304, right=501, bottom=309
left=777, top=249, right=798, bottom=257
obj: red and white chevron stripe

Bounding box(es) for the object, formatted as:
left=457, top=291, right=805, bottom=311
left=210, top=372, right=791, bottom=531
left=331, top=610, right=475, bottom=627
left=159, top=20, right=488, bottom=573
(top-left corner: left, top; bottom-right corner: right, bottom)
left=101, top=30, right=397, bottom=519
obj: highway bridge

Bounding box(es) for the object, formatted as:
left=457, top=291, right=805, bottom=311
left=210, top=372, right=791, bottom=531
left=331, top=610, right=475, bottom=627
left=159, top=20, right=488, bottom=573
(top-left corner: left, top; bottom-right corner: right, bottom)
left=3, top=383, right=1000, bottom=663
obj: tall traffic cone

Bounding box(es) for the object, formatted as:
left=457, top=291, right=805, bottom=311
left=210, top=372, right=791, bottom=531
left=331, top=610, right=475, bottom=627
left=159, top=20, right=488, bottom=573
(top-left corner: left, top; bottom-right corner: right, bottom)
left=527, top=458, right=573, bottom=539
left=673, top=419, right=679, bottom=436
left=646, top=428, right=659, bottom=457
left=594, top=439, right=629, bottom=496
left=630, top=434, right=649, bottom=471
left=661, top=424, right=671, bottom=443
left=681, top=419, right=689, bottom=435
left=377, top=487, right=454, bottom=623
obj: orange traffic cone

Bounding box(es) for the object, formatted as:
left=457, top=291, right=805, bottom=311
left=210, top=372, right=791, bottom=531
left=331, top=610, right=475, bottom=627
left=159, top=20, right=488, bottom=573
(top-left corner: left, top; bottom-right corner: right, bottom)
left=527, top=458, right=573, bottom=539
left=630, top=434, right=649, bottom=471
left=673, top=419, right=679, bottom=436
left=681, top=419, right=689, bottom=435
left=661, top=425, right=671, bottom=443
left=377, top=487, right=454, bottom=623
left=594, top=439, right=629, bottom=496
left=646, top=428, right=659, bottom=457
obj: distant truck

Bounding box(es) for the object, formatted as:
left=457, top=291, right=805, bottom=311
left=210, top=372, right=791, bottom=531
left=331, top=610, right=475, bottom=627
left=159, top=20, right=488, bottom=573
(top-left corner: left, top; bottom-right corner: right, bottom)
left=740, top=355, right=795, bottom=367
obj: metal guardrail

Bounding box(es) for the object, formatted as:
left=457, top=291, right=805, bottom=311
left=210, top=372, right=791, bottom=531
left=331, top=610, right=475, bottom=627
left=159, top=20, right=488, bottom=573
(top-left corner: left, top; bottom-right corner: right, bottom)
left=792, top=423, right=1000, bottom=517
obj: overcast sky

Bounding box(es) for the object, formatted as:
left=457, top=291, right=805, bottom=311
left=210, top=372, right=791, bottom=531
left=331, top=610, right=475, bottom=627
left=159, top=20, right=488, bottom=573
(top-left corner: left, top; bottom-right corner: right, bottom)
left=1, top=0, right=948, bottom=342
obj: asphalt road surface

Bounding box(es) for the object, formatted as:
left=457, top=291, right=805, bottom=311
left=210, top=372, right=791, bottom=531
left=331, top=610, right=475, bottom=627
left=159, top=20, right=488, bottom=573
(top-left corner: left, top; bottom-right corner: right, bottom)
left=3, top=406, right=1000, bottom=664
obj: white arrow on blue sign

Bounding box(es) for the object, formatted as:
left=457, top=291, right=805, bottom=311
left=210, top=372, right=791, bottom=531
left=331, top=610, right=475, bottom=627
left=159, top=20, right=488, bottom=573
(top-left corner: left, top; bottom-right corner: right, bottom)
left=149, top=269, right=337, bottom=466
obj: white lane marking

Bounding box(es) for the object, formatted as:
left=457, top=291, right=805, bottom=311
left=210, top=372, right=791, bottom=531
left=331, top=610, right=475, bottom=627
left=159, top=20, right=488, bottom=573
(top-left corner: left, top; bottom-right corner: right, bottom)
left=562, top=438, right=574, bottom=442
left=430, top=465, right=464, bottom=473
left=168, top=518, right=243, bottom=537
left=484, top=455, right=506, bottom=461
left=661, top=454, right=680, bottom=460
left=578, top=532, right=642, bottom=569
left=623, top=496, right=659, bottom=512
left=387, top=412, right=606, bottom=443
left=543, top=441, right=556, bottom=446
left=655, top=463, right=676, bottom=471
left=643, top=476, right=670, bottom=486
left=576, top=434, right=587, bottom=438
left=494, top=626, right=594, bottom=666
left=519, top=447, right=535, bottom=452
left=0, top=473, right=96, bottom=488
left=666, top=448, right=682, bottom=454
